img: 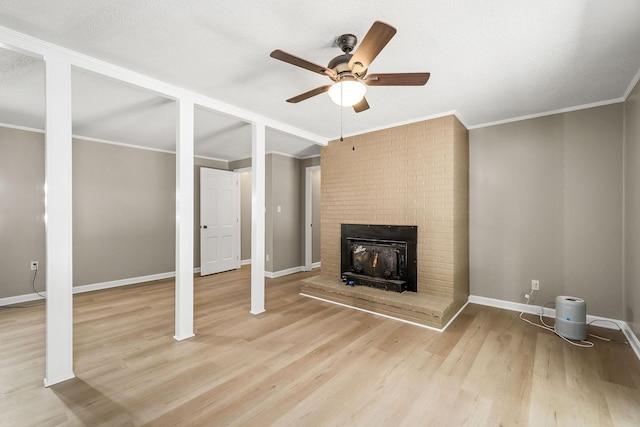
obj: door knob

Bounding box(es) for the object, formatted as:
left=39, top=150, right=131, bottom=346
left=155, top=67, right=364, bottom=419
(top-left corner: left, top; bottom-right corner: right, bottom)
left=202, top=225, right=208, bottom=229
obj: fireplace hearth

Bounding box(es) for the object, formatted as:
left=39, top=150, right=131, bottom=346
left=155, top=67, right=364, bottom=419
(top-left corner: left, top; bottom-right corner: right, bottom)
left=341, top=224, right=417, bottom=293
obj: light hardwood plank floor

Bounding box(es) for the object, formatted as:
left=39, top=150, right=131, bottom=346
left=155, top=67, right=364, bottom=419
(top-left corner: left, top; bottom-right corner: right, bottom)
left=1, top=266, right=639, bottom=426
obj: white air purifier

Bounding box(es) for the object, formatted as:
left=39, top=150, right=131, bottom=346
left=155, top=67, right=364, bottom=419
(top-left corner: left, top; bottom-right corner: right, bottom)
left=555, top=296, right=587, bottom=340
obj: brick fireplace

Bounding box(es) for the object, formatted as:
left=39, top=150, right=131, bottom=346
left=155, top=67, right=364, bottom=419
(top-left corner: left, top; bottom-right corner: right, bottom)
left=300, top=115, right=469, bottom=329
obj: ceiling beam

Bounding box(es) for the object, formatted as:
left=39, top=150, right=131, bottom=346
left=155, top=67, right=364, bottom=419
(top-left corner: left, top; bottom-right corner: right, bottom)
left=0, top=25, right=327, bottom=146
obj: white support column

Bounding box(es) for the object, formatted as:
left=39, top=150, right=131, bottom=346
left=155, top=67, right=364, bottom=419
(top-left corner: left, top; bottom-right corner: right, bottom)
left=250, top=122, right=266, bottom=315
left=174, top=97, right=195, bottom=341
left=44, top=56, right=75, bottom=387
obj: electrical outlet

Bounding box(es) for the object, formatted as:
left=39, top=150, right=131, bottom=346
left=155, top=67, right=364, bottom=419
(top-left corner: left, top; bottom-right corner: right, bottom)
left=30, top=261, right=38, bottom=271
left=531, top=279, right=540, bottom=291
left=266, top=254, right=270, bottom=262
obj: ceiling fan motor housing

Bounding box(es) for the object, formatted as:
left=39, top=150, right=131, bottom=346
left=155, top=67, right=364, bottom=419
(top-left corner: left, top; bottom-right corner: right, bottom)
left=328, top=54, right=357, bottom=77
left=331, top=34, right=367, bottom=79
left=336, top=34, right=357, bottom=53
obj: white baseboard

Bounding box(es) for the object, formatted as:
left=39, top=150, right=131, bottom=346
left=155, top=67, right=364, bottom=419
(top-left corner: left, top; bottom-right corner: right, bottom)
left=265, top=264, right=320, bottom=278
left=0, top=292, right=46, bottom=306
left=241, top=259, right=252, bottom=266
left=469, top=295, right=640, bottom=360
left=265, top=266, right=303, bottom=279
left=0, top=268, right=198, bottom=307
left=469, top=295, right=623, bottom=328
left=73, top=271, right=176, bottom=294
left=469, top=295, right=555, bottom=317
left=1, top=263, right=314, bottom=307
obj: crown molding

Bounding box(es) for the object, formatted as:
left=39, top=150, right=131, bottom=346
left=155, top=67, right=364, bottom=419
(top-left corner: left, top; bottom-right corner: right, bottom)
left=468, top=98, right=625, bottom=130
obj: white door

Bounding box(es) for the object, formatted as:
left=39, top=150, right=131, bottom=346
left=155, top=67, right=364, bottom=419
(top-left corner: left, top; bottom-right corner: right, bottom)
left=200, top=168, right=240, bottom=276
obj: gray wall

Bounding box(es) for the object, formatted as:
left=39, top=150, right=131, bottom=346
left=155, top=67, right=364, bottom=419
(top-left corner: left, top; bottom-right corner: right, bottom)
left=0, top=127, right=46, bottom=298
left=470, top=104, right=624, bottom=319
left=625, top=80, right=640, bottom=335
left=1, top=126, right=319, bottom=297
left=239, top=171, right=252, bottom=261
left=265, top=154, right=274, bottom=271
left=229, top=158, right=252, bottom=170
left=267, top=154, right=302, bottom=272
left=233, top=156, right=320, bottom=268
left=74, top=144, right=228, bottom=283
left=73, top=140, right=176, bottom=285
left=0, top=127, right=235, bottom=298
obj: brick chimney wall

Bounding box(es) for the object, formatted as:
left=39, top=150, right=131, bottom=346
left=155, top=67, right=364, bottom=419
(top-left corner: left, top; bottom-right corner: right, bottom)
left=320, top=115, right=469, bottom=302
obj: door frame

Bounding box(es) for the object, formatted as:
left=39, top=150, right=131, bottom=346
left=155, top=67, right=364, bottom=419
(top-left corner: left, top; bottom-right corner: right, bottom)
left=234, top=166, right=252, bottom=265
left=304, top=165, right=320, bottom=272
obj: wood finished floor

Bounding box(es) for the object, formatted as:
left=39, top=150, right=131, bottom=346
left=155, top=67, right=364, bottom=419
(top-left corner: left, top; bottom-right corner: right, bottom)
left=1, top=266, right=640, bottom=426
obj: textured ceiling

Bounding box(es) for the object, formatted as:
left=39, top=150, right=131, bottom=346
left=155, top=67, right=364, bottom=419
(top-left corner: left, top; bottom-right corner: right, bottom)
left=1, top=1, right=640, bottom=160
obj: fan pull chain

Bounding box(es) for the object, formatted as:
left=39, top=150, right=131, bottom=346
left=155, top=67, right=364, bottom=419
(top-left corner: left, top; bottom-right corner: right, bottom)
left=337, top=82, right=354, bottom=150
left=340, top=81, right=344, bottom=142
left=340, top=108, right=343, bottom=142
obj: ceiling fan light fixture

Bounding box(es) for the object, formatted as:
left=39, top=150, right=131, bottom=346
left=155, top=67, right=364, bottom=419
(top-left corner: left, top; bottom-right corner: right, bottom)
left=328, top=80, right=366, bottom=107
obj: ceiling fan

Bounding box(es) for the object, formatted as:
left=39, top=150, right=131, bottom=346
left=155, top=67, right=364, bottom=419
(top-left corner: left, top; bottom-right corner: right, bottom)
left=270, top=21, right=430, bottom=113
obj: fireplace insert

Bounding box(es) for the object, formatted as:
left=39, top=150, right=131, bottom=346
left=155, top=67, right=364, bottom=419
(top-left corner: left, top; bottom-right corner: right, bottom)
left=341, top=224, right=417, bottom=292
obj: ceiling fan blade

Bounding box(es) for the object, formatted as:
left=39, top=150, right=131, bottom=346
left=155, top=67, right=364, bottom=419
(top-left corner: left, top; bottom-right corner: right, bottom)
left=353, top=97, right=370, bottom=113
left=349, top=21, right=397, bottom=75
left=364, top=73, right=430, bottom=86
left=270, top=49, right=336, bottom=78
left=286, top=85, right=332, bottom=103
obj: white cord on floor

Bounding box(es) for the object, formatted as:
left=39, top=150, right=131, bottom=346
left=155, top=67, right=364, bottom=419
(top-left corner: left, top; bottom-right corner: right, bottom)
left=519, top=290, right=594, bottom=348
left=586, top=319, right=629, bottom=345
